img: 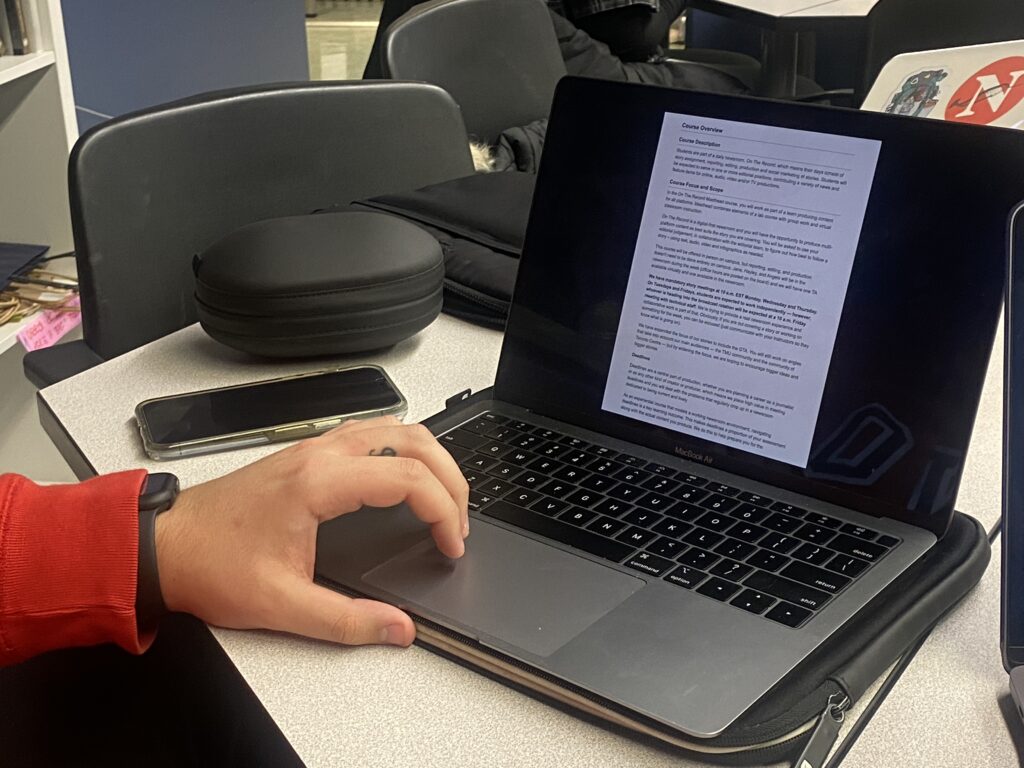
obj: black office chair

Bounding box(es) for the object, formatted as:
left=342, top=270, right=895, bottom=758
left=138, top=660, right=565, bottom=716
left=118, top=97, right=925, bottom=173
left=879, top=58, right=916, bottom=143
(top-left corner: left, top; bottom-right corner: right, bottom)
left=23, top=81, right=474, bottom=388
left=384, top=0, right=567, bottom=145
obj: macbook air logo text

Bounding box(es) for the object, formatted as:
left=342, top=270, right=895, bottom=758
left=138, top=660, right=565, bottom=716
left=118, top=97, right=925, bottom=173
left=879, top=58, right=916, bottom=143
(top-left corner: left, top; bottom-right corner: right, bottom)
left=674, top=446, right=712, bottom=464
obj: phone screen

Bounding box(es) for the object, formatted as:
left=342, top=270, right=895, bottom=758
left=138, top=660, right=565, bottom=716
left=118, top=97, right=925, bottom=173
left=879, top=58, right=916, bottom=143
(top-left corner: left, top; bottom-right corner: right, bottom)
left=140, top=367, right=403, bottom=445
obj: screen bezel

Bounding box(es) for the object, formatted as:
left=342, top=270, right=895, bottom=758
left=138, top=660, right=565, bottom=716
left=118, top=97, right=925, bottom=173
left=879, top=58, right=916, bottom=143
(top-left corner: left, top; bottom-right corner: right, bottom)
left=1003, top=202, right=1024, bottom=671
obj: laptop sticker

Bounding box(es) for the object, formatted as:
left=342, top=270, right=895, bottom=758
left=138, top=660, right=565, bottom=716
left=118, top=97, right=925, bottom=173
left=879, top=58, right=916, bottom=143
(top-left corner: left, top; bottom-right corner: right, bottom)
left=884, top=69, right=948, bottom=118
left=944, top=56, right=1024, bottom=125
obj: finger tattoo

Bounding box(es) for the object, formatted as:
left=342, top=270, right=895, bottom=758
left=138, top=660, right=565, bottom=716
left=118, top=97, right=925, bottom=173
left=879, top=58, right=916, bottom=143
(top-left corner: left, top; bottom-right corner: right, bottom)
left=369, top=447, right=397, bottom=457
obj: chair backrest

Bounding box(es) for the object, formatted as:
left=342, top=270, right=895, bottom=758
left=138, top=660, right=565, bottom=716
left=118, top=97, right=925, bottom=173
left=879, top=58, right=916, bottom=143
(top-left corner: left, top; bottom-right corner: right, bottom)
left=860, top=0, right=1024, bottom=97
left=70, top=80, right=474, bottom=361
left=384, top=0, right=566, bottom=144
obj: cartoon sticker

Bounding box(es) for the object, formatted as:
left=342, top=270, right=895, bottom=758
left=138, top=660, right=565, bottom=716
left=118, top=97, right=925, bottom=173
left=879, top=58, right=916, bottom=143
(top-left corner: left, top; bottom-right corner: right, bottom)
left=885, top=69, right=948, bottom=118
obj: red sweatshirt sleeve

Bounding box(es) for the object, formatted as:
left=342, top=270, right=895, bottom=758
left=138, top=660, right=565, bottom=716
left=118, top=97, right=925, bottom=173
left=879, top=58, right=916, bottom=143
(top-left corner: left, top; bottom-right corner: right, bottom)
left=0, top=470, right=150, bottom=666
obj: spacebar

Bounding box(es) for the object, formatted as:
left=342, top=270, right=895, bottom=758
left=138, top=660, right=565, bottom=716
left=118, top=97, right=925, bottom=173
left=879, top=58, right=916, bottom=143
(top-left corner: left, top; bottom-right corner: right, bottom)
left=482, top=500, right=633, bottom=563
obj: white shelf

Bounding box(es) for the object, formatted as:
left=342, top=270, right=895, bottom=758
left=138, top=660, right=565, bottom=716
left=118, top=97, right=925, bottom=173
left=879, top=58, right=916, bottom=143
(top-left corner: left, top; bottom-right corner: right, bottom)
left=0, top=51, right=55, bottom=87
left=0, top=315, right=32, bottom=356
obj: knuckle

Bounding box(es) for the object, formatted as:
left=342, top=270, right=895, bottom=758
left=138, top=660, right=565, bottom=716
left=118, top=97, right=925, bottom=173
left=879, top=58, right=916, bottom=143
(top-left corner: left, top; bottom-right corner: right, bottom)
left=408, top=422, right=433, bottom=443
left=396, top=456, right=426, bottom=482
left=329, top=611, right=363, bottom=645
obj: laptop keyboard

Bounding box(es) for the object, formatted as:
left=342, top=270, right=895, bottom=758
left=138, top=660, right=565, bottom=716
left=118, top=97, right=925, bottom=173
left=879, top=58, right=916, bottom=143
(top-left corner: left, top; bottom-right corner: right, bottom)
left=440, top=412, right=900, bottom=629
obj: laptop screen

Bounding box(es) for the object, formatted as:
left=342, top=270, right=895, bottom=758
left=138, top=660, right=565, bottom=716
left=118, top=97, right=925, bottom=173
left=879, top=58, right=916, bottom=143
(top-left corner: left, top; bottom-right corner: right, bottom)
left=496, top=77, right=1024, bottom=536
left=1005, top=204, right=1024, bottom=669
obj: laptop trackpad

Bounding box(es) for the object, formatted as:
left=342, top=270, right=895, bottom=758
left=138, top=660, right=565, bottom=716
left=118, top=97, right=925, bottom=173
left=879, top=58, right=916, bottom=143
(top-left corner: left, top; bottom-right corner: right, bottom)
left=363, top=522, right=645, bottom=657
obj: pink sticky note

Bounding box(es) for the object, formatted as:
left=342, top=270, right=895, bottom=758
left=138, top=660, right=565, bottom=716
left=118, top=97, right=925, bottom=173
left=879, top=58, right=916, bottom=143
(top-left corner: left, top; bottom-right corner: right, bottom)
left=17, top=296, right=82, bottom=353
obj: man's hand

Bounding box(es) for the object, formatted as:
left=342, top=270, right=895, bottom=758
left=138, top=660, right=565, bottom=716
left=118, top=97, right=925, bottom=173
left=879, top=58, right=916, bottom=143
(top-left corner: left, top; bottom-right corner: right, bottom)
left=154, top=416, right=468, bottom=647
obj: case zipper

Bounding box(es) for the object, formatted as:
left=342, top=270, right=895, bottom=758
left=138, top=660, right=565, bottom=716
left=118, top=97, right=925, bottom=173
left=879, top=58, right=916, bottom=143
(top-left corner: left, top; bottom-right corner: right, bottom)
left=790, top=692, right=850, bottom=768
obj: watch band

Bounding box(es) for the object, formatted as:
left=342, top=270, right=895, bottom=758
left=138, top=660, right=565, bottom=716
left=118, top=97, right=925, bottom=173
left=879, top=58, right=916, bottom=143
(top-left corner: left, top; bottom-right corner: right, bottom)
left=136, top=472, right=179, bottom=631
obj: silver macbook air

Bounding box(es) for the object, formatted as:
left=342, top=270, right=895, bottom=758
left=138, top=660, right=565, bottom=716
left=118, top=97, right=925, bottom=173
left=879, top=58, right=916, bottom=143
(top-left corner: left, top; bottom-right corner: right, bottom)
left=316, top=77, right=1024, bottom=739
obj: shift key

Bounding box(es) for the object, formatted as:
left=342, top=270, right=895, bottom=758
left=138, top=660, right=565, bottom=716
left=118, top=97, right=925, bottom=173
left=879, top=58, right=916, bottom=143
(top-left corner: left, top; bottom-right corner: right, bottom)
left=483, top=500, right=633, bottom=563
left=744, top=570, right=832, bottom=611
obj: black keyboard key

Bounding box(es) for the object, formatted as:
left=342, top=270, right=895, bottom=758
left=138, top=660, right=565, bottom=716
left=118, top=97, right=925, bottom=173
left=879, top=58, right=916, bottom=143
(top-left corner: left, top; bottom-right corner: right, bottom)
left=876, top=535, right=900, bottom=549
left=677, top=548, right=720, bottom=570
left=553, top=465, right=589, bottom=484
left=682, top=527, right=724, bottom=549
left=615, top=526, right=657, bottom=548
left=559, top=507, right=598, bottom=527
left=614, top=467, right=651, bottom=484
left=580, top=474, right=618, bottom=493
left=780, top=562, right=851, bottom=594
left=619, top=454, right=647, bottom=467
left=508, top=420, right=535, bottom=432
left=666, top=503, right=705, bottom=523
left=671, top=484, right=710, bottom=504
left=559, top=436, right=589, bottom=449
left=840, top=524, right=878, bottom=541
left=737, top=491, right=774, bottom=507
left=594, top=498, right=632, bottom=518
left=441, top=429, right=490, bottom=450
left=446, top=443, right=476, bottom=463
left=589, top=445, right=617, bottom=459
left=485, top=426, right=520, bottom=442
left=483, top=500, right=632, bottom=562
left=698, top=494, right=740, bottom=513
left=664, top=566, right=707, bottom=589
left=479, top=440, right=513, bottom=457
left=696, top=512, right=734, bottom=532
left=765, top=602, right=812, bottom=628
left=586, top=515, right=627, bottom=537
left=510, top=434, right=542, bottom=450
left=648, top=537, right=686, bottom=559
left=462, top=417, right=499, bottom=435
left=764, top=513, right=802, bottom=534
left=646, top=462, right=676, bottom=476
left=539, top=480, right=575, bottom=498
left=479, top=479, right=512, bottom=496
left=746, top=549, right=788, bottom=572
left=829, top=534, right=886, bottom=563
left=635, top=492, right=675, bottom=512
left=562, top=450, right=593, bottom=466
left=792, top=543, right=833, bottom=566
left=706, top=483, right=741, bottom=496
left=532, top=428, right=559, bottom=440
left=462, top=472, right=487, bottom=488
left=728, top=522, right=769, bottom=543
left=759, top=532, right=800, bottom=554
left=795, top=524, right=837, bottom=545
left=744, top=571, right=832, bottom=611
left=641, top=475, right=679, bottom=494
left=462, top=454, right=499, bottom=472
left=607, top=484, right=644, bottom=502
left=730, top=503, right=770, bottom=524
left=468, top=491, right=497, bottom=511
left=586, top=458, right=623, bottom=476
left=565, top=488, right=602, bottom=508
left=486, top=462, right=525, bottom=480
left=514, top=471, right=547, bottom=489
left=622, top=508, right=664, bottom=528
left=504, top=449, right=534, bottom=466
left=710, top=559, right=753, bottom=582
left=526, top=457, right=560, bottom=473
left=625, top=552, right=675, bottom=577
left=697, top=577, right=742, bottom=602
left=652, top=518, right=691, bottom=539
left=530, top=497, right=568, bottom=517
left=771, top=502, right=807, bottom=517
left=825, top=554, right=870, bottom=578
left=805, top=512, right=842, bottom=529
left=730, top=589, right=776, bottom=615
left=536, top=441, right=570, bottom=459
left=505, top=488, right=543, bottom=508
left=678, top=473, right=708, bottom=487
left=715, top=538, right=756, bottom=560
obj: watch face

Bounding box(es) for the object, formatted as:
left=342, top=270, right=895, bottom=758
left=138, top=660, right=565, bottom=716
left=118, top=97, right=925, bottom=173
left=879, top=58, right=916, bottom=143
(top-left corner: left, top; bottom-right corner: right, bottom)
left=140, top=473, right=180, bottom=513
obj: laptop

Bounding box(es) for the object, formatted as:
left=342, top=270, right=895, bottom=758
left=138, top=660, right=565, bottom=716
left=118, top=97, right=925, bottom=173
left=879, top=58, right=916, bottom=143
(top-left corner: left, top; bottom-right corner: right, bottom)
left=316, top=77, right=1024, bottom=739
left=1004, top=202, right=1024, bottom=716
left=861, top=39, right=1024, bottom=129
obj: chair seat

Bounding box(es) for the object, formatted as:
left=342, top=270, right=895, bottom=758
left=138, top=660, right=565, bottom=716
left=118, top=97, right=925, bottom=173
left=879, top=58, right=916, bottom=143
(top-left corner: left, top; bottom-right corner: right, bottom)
left=23, top=340, right=105, bottom=389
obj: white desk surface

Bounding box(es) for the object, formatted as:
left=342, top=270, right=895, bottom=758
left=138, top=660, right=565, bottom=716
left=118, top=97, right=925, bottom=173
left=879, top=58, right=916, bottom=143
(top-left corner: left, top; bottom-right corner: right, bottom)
left=693, top=0, right=878, bottom=20
left=40, top=315, right=1016, bottom=767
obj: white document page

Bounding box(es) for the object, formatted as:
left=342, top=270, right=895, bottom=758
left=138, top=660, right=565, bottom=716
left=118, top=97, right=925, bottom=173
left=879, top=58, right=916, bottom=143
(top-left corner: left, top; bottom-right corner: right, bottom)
left=602, top=113, right=881, bottom=467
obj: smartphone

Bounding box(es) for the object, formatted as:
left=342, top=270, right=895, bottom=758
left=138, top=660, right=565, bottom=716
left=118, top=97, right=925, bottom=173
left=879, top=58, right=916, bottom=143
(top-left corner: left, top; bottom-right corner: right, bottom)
left=135, top=365, right=407, bottom=460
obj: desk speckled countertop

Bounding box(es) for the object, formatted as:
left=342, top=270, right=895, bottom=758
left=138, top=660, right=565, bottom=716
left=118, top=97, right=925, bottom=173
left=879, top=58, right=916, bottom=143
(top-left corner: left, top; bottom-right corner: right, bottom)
left=40, top=315, right=1018, bottom=767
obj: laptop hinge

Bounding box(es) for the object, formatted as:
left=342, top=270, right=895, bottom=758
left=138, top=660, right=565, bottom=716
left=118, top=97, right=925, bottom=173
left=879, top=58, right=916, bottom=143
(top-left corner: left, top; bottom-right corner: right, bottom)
left=446, top=389, right=473, bottom=409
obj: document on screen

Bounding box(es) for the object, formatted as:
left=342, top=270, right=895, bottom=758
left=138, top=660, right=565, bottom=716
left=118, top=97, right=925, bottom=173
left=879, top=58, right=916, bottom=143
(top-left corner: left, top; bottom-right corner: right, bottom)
left=602, top=113, right=881, bottom=467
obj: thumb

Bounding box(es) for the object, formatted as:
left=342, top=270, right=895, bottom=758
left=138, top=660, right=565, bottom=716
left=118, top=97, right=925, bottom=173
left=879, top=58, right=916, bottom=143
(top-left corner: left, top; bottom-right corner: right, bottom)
left=274, top=578, right=416, bottom=647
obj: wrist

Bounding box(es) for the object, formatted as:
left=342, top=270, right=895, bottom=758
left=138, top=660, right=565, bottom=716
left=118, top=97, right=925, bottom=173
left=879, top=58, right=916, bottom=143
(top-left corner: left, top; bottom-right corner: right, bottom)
left=154, top=488, right=192, bottom=614
left=136, top=473, right=179, bottom=630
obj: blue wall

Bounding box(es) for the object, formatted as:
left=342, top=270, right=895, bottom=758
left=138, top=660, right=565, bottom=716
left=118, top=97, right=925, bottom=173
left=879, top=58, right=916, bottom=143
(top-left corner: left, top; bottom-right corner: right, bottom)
left=62, top=0, right=309, bottom=133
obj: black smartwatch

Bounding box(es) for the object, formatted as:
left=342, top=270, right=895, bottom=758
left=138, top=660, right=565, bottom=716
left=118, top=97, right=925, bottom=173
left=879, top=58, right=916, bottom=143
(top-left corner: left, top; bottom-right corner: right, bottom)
left=136, top=472, right=179, bottom=632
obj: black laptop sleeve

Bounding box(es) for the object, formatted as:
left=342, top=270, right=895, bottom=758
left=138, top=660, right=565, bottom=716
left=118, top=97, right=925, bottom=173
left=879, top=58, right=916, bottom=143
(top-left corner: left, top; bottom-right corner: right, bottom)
left=417, top=387, right=991, bottom=766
